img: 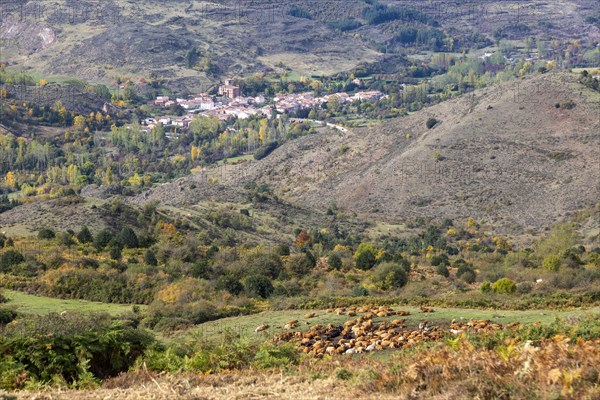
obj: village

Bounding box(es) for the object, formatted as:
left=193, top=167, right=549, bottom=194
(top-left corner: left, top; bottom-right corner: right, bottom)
left=142, top=79, right=386, bottom=132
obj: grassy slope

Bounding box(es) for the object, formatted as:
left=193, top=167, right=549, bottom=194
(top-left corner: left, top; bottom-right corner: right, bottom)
left=172, top=305, right=600, bottom=344
left=2, top=289, right=141, bottom=316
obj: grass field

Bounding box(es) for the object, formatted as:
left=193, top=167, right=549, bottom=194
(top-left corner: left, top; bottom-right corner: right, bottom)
left=2, top=289, right=142, bottom=316
left=173, top=305, right=600, bottom=344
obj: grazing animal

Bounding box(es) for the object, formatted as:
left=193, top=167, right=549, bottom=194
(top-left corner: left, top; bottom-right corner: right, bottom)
left=284, top=320, right=299, bottom=329
left=255, top=324, right=270, bottom=333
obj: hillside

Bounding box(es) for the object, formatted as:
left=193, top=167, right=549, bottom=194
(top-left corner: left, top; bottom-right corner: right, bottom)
left=1, top=0, right=597, bottom=88
left=151, top=72, right=599, bottom=235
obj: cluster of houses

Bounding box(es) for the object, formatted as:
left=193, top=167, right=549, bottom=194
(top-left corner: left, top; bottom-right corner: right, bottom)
left=142, top=79, right=385, bottom=132
left=273, top=91, right=385, bottom=113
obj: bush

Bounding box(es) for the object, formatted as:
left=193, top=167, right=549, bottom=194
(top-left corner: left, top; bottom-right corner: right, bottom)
left=0, top=313, right=154, bottom=388
left=119, top=227, right=139, bottom=248
left=252, top=342, right=298, bottom=369
left=456, top=263, right=476, bottom=283
left=37, top=228, right=56, bottom=240
left=426, top=117, right=438, bottom=129
left=542, top=255, right=561, bottom=271
left=0, top=250, right=25, bottom=273
left=354, top=243, right=377, bottom=270
left=287, top=253, right=314, bottom=277
left=0, top=308, right=17, bottom=325
left=94, top=229, right=113, bottom=249
left=144, top=249, right=158, bottom=266
left=328, top=253, right=342, bottom=270
left=351, top=285, right=369, bottom=297
left=492, top=278, right=517, bottom=294
left=244, top=274, right=274, bottom=298
left=217, top=274, right=244, bottom=295
left=436, top=264, right=450, bottom=277
left=431, top=254, right=449, bottom=267
left=371, top=262, right=408, bottom=290
left=76, top=226, right=93, bottom=244
left=460, top=270, right=477, bottom=284
left=560, top=99, right=575, bottom=109
left=480, top=281, right=492, bottom=293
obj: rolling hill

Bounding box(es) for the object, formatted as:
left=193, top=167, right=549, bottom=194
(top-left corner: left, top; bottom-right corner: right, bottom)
left=132, top=72, right=599, bottom=236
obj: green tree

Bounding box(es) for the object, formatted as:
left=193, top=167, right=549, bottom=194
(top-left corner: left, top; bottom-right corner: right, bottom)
left=328, top=253, right=342, bottom=270
left=144, top=249, right=158, bottom=266
left=244, top=274, right=274, bottom=298
left=0, top=250, right=25, bottom=273
left=354, top=243, right=377, bottom=270
left=119, top=227, right=139, bottom=249
left=94, top=229, right=113, bottom=249
left=370, top=262, right=408, bottom=290
left=77, top=226, right=93, bottom=244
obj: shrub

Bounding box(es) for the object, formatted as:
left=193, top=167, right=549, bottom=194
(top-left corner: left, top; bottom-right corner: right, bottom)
left=426, top=117, right=438, bottom=129
left=217, top=274, right=244, bottom=295
left=0, top=250, right=25, bottom=273
left=94, top=229, right=113, bottom=249
left=328, top=253, right=342, bottom=270
left=351, top=285, right=369, bottom=297
left=57, top=232, right=75, bottom=246
left=244, top=274, right=274, bottom=298
left=287, top=253, right=314, bottom=277
left=460, top=269, right=477, bottom=284
left=144, top=249, right=158, bottom=266
left=275, top=243, right=290, bottom=256
left=430, top=254, right=449, bottom=267
left=37, top=228, right=55, bottom=240
left=252, top=342, right=299, bottom=369
left=456, top=263, right=476, bottom=283
left=371, top=262, right=408, bottom=290
left=354, top=243, right=377, bottom=270
left=76, top=226, right=93, bottom=243
left=0, top=313, right=154, bottom=388
left=0, top=308, right=17, bottom=325
left=560, top=99, right=575, bottom=109
left=542, top=255, right=561, bottom=271
left=480, top=281, right=492, bottom=293
left=119, top=227, right=139, bottom=248
left=492, top=278, right=517, bottom=294
left=436, top=264, right=450, bottom=277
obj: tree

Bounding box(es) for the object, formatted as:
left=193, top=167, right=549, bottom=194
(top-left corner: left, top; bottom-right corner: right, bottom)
left=109, top=245, right=122, bottom=260
left=0, top=250, right=25, bottom=273
left=94, top=229, right=113, bottom=249
left=119, top=227, right=139, bottom=248
left=426, top=117, right=438, bottom=129
left=370, top=262, right=408, bottom=290
left=217, top=274, right=244, bottom=295
left=77, top=226, right=93, bottom=244
left=244, top=274, right=274, bottom=298
left=4, top=171, right=16, bottom=189
left=287, top=253, right=314, bottom=276
left=354, top=243, right=377, bottom=270
left=328, top=253, right=342, bottom=270
left=144, top=249, right=158, bottom=266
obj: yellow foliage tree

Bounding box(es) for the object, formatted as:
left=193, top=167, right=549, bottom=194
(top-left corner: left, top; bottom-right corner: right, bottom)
left=190, top=145, right=201, bottom=161
left=5, top=171, right=16, bottom=188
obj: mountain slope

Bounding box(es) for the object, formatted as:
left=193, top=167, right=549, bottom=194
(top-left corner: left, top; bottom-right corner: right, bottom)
left=211, top=72, right=600, bottom=233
